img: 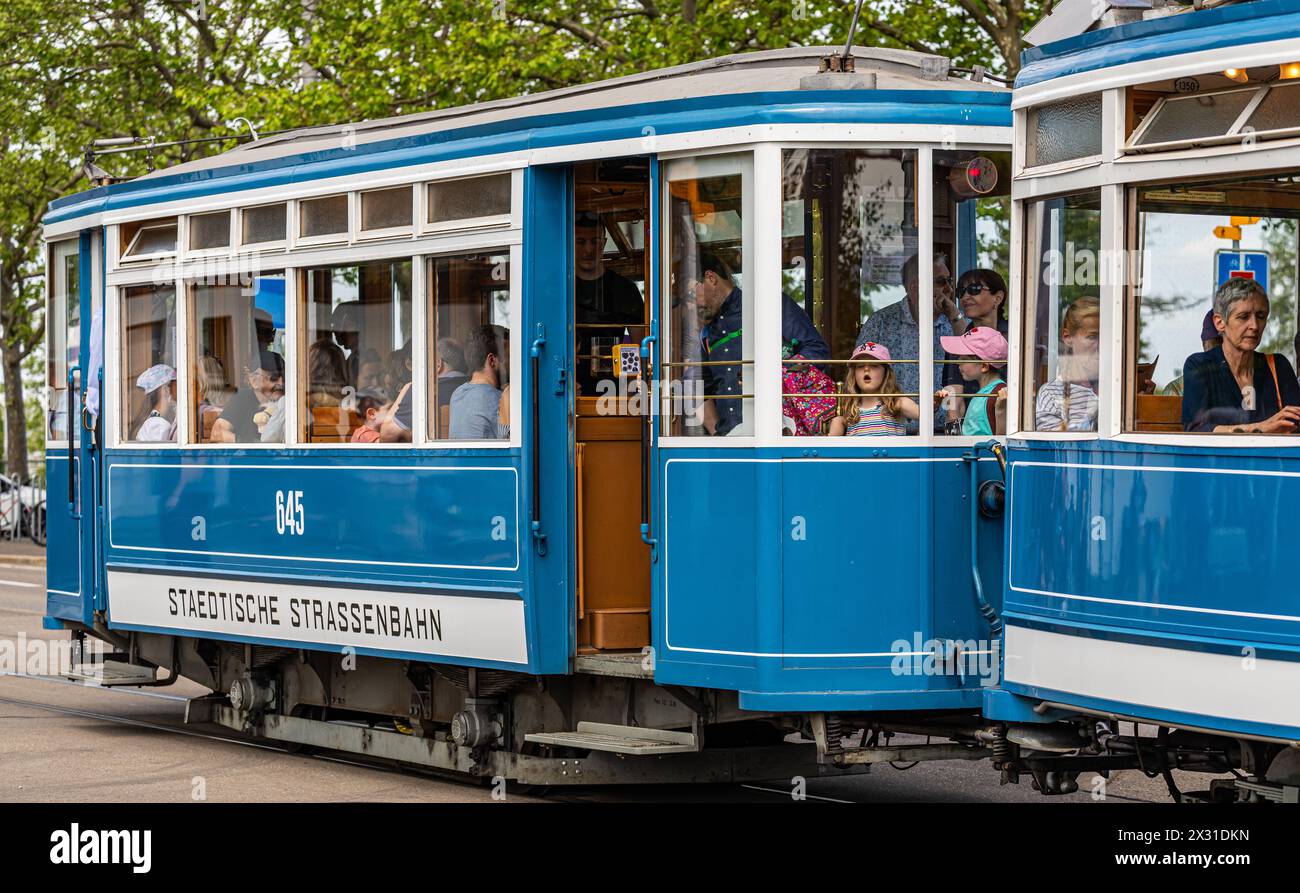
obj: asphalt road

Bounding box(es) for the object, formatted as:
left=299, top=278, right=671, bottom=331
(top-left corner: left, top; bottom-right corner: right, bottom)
left=0, top=562, right=1207, bottom=803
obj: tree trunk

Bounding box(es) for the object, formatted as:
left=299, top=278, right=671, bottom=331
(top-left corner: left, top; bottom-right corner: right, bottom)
left=3, top=345, right=29, bottom=482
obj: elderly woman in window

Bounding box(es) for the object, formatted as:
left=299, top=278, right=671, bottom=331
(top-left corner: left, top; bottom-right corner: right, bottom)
left=1182, top=277, right=1300, bottom=434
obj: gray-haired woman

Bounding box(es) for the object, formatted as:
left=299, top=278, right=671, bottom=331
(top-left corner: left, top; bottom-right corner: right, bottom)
left=1181, top=277, right=1300, bottom=433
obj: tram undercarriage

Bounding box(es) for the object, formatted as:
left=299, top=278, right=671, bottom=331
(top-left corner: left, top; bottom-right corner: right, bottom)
left=60, top=623, right=1298, bottom=798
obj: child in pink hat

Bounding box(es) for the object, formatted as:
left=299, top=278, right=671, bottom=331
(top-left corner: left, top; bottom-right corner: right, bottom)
left=938, top=326, right=1008, bottom=436
left=828, top=342, right=921, bottom=436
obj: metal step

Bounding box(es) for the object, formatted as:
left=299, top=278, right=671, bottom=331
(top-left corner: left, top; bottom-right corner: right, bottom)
left=573, top=652, right=652, bottom=679
left=66, top=659, right=158, bottom=686
left=525, top=722, right=698, bottom=755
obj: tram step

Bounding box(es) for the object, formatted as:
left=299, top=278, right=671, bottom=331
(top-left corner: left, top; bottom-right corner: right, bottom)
left=66, top=659, right=158, bottom=686
left=525, top=722, right=698, bottom=755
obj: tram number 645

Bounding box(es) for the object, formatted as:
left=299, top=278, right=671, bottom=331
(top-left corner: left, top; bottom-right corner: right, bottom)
left=275, top=490, right=305, bottom=536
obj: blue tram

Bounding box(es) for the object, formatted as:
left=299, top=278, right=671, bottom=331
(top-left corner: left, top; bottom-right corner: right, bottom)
left=42, top=45, right=1022, bottom=785
left=998, top=0, right=1300, bottom=801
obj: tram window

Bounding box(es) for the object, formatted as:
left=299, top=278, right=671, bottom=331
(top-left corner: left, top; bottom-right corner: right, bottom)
left=300, top=258, right=412, bottom=444
left=1022, top=190, right=1102, bottom=433
left=121, top=283, right=177, bottom=444
left=1026, top=95, right=1102, bottom=168
left=121, top=218, right=178, bottom=261
left=427, top=174, right=512, bottom=230
left=666, top=162, right=749, bottom=437
left=190, top=273, right=286, bottom=444
left=1126, top=171, right=1300, bottom=435
left=189, top=211, right=231, bottom=252
left=360, top=186, right=413, bottom=233
left=47, top=240, right=80, bottom=442
left=427, top=251, right=511, bottom=440
left=299, top=194, right=349, bottom=241
left=241, top=203, right=287, bottom=247
left=781, top=147, right=919, bottom=436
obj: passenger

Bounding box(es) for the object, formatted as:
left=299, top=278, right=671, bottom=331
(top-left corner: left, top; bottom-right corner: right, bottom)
left=945, top=269, right=1007, bottom=394
left=356, top=349, right=384, bottom=392
left=827, top=342, right=919, bottom=436
left=434, top=337, right=469, bottom=408
left=1160, top=310, right=1221, bottom=396
left=307, top=338, right=350, bottom=409
left=1181, top=277, right=1300, bottom=433
left=574, top=211, right=645, bottom=395
left=196, top=356, right=233, bottom=417
left=938, top=327, right=1008, bottom=436
left=331, top=301, right=362, bottom=383
left=449, top=324, right=509, bottom=439
left=350, top=389, right=392, bottom=444
left=132, top=364, right=177, bottom=442
left=378, top=343, right=414, bottom=443
left=212, top=350, right=285, bottom=442
left=692, top=252, right=828, bottom=435
left=1034, top=297, right=1100, bottom=432
left=498, top=383, right=511, bottom=439
left=857, top=253, right=964, bottom=419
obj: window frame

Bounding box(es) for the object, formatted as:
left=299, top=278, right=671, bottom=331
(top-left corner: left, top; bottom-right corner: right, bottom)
left=1124, top=82, right=1295, bottom=156
left=355, top=184, right=416, bottom=242
left=293, top=193, right=353, bottom=249
left=46, top=238, right=81, bottom=447
left=421, top=172, right=516, bottom=236
left=1021, top=93, right=1106, bottom=174
left=120, top=219, right=180, bottom=264
left=184, top=210, right=235, bottom=258
left=237, top=201, right=289, bottom=252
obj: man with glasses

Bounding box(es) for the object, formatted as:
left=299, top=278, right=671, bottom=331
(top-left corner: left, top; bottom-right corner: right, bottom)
left=856, top=253, right=964, bottom=427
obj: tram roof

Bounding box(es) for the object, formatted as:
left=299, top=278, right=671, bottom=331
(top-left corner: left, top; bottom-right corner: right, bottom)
left=46, top=45, right=1009, bottom=229
left=1018, top=0, right=1300, bottom=89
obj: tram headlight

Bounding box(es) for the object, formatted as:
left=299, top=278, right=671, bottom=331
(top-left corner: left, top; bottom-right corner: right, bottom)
left=1281, top=62, right=1300, bottom=80
left=1222, top=67, right=1249, bottom=84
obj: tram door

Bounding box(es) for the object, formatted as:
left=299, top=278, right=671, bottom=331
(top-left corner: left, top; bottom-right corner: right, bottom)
left=571, top=158, right=653, bottom=653
left=44, top=231, right=99, bottom=626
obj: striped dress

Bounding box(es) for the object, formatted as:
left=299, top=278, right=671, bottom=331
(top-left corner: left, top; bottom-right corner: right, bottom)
left=845, top=402, right=906, bottom=436
left=1033, top=378, right=1098, bottom=432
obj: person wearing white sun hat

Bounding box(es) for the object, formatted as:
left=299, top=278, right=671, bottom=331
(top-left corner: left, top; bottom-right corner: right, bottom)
left=133, top=363, right=177, bottom=442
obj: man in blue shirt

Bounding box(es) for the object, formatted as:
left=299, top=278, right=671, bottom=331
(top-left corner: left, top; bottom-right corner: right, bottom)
left=691, top=252, right=829, bottom=436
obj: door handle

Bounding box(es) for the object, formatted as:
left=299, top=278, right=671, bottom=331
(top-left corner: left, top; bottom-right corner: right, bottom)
left=66, top=365, right=80, bottom=512
left=530, top=325, right=547, bottom=556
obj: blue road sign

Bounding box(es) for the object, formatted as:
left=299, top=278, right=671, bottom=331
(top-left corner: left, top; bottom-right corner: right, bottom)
left=1215, top=249, right=1269, bottom=295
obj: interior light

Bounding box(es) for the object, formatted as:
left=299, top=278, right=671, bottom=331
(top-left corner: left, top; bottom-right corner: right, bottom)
left=1280, top=62, right=1300, bottom=80
left=1223, top=67, right=1249, bottom=83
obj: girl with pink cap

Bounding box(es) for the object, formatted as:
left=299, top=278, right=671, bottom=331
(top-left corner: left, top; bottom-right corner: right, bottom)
left=938, top=326, right=1008, bottom=436
left=828, top=342, right=921, bottom=436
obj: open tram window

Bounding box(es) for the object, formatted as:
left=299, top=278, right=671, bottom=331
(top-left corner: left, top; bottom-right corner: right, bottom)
left=189, top=272, right=286, bottom=444
left=1126, top=171, right=1300, bottom=436
left=780, top=147, right=914, bottom=437
left=427, top=251, right=511, bottom=441
left=300, top=258, right=411, bottom=444
left=664, top=155, right=751, bottom=437
left=933, top=150, right=1012, bottom=438
left=1022, top=189, right=1103, bottom=434
left=120, top=283, right=177, bottom=444
left=47, top=240, right=80, bottom=443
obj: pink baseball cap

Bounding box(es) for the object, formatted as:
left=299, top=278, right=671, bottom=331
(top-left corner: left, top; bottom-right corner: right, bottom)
left=850, top=341, right=892, bottom=362
left=940, top=326, right=1008, bottom=363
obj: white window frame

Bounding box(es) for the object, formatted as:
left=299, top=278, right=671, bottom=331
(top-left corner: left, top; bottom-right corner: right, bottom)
left=355, top=184, right=417, bottom=242
left=1125, top=81, right=1300, bottom=156
left=184, top=210, right=235, bottom=259
left=237, top=201, right=289, bottom=252
left=293, top=193, right=353, bottom=249
left=120, top=219, right=179, bottom=264
left=658, top=150, right=757, bottom=448
left=1017, top=94, right=1106, bottom=177
left=46, top=238, right=81, bottom=448
left=421, top=171, right=516, bottom=236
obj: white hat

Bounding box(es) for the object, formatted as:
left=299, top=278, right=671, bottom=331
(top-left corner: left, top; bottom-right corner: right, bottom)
left=136, top=364, right=176, bottom=393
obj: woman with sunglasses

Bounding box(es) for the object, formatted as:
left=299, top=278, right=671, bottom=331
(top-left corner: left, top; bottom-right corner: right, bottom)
left=941, top=269, right=1009, bottom=422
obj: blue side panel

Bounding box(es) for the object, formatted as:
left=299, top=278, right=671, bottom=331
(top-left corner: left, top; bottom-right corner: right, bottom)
left=44, top=455, right=82, bottom=622
left=1002, top=438, right=1300, bottom=739
left=653, top=448, right=1005, bottom=712
left=106, top=461, right=519, bottom=572
left=1005, top=441, right=1300, bottom=648
left=1018, top=0, right=1300, bottom=87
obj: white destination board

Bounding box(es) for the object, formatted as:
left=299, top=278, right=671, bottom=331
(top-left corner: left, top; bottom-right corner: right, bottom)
left=107, top=569, right=529, bottom=665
